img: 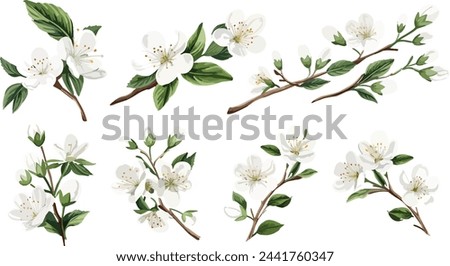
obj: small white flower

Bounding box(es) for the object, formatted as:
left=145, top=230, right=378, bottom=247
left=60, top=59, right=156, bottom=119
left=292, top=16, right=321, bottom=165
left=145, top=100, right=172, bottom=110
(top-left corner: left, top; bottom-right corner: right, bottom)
left=358, top=133, right=395, bottom=172
left=400, top=165, right=438, bottom=207
left=59, top=179, right=80, bottom=202
left=9, top=187, right=54, bottom=229
left=58, top=30, right=106, bottom=79
left=133, top=31, right=193, bottom=86
left=21, top=48, right=63, bottom=89
left=430, top=66, right=449, bottom=81
left=135, top=178, right=165, bottom=199
left=55, top=134, right=87, bottom=162
left=213, top=10, right=265, bottom=56
left=334, top=152, right=364, bottom=190
left=113, top=164, right=145, bottom=196
left=250, top=67, right=272, bottom=93
left=346, top=14, right=378, bottom=46
left=420, top=6, right=439, bottom=22
left=298, top=45, right=311, bottom=60
left=139, top=210, right=169, bottom=232
left=280, top=129, right=315, bottom=163
left=235, top=155, right=275, bottom=195
left=161, top=162, right=192, bottom=192
left=224, top=206, right=242, bottom=219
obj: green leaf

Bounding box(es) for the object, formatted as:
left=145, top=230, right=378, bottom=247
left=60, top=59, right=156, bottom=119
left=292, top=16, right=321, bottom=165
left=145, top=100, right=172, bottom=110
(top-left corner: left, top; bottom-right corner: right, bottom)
left=355, top=88, right=378, bottom=103
left=25, top=0, right=74, bottom=41
left=70, top=162, right=93, bottom=176
left=232, top=191, right=247, bottom=210
left=370, top=81, right=385, bottom=95
left=127, top=139, right=138, bottom=150
left=61, top=64, right=84, bottom=95
left=63, top=210, right=89, bottom=228
left=392, top=154, right=414, bottom=165
left=327, top=60, right=356, bottom=76
left=184, top=23, right=206, bottom=61
left=40, top=212, right=62, bottom=236
left=0, top=58, right=25, bottom=77
left=74, top=158, right=95, bottom=166
left=136, top=197, right=151, bottom=211
left=331, top=31, right=347, bottom=46
left=84, top=25, right=101, bottom=35
left=256, top=220, right=284, bottom=236
left=289, top=162, right=301, bottom=177
left=203, top=42, right=233, bottom=60
left=182, top=62, right=233, bottom=86
left=153, top=78, right=178, bottom=110
left=268, top=194, right=292, bottom=208
left=347, top=189, right=373, bottom=202
left=373, top=170, right=386, bottom=187
left=127, top=73, right=156, bottom=88
left=211, top=23, right=226, bottom=34
left=260, top=145, right=281, bottom=156
left=172, top=152, right=196, bottom=168
left=61, top=162, right=71, bottom=177
left=136, top=155, right=156, bottom=176
left=299, top=168, right=317, bottom=178
left=360, top=59, right=395, bottom=83
left=301, top=78, right=330, bottom=90
left=388, top=207, right=413, bottom=221
left=235, top=205, right=247, bottom=222
left=3, top=83, right=28, bottom=112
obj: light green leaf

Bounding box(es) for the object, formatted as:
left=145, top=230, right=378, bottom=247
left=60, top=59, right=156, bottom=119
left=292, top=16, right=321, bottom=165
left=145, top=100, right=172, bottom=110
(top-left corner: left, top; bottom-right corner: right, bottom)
left=127, top=73, right=156, bottom=88
left=370, top=81, right=385, bottom=95
left=327, top=60, right=356, bottom=76
left=153, top=78, right=178, bottom=110
left=235, top=205, right=247, bottom=222
left=182, top=62, right=232, bottom=86
left=25, top=0, right=74, bottom=41
left=0, top=57, right=25, bottom=77
left=74, top=158, right=95, bottom=166
left=184, top=23, right=206, bottom=61
left=84, top=25, right=101, bottom=35
left=388, top=207, right=413, bottom=221
left=260, top=145, right=281, bottom=156
left=256, top=220, right=284, bottom=235
left=347, top=189, right=373, bottom=202
left=63, top=210, right=89, bottom=228
left=360, top=59, right=395, bottom=83
left=3, top=83, right=28, bottom=113
left=232, top=191, right=247, bottom=210
left=301, top=78, right=330, bottom=90
left=355, top=88, right=378, bottom=103
left=392, top=154, right=414, bottom=165
left=268, top=194, right=291, bottom=208
left=299, top=168, right=317, bottom=178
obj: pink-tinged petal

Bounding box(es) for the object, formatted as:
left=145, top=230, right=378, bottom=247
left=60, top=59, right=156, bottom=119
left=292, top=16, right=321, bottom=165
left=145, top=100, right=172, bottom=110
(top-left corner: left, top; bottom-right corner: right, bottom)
left=403, top=192, right=419, bottom=207
left=67, top=56, right=80, bottom=78
left=58, top=37, right=73, bottom=59
left=246, top=14, right=265, bottom=34
left=156, top=65, right=178, bottom=86
left=142, top=32, right=166, bottom=50
left=229, top=42, right=248, bottom=56
left=247, top=36, right=265, bottom=54
left=228, top=10, right=245, bottom=28
left=212, top=28, right=233, bottom=47
left=78, top=30, right=96, bottom=50
left=172, top=53, right=194, bottom=74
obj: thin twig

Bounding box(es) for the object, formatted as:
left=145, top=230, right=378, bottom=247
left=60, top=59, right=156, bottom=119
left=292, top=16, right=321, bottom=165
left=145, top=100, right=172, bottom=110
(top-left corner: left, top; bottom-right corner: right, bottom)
left=53, top=78, right=87, bottom=122
left=158, top=198, right=200, bottom=240
left=110, top=81, right=158, bottom=106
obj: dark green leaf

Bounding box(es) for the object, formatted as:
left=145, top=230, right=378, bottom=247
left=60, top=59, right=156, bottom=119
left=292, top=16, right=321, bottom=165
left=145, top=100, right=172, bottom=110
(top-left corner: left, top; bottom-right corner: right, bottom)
left=182, top=62, right=233, bottom=86
left=0, top=57, right=25, bottom=77
left=211, top=23, right=226, bottom=34
left=232, top=191, right=247, bottom=209
left=203, top=42, right=233, bottom=60
left=136, top=155, right=156, bottom=176
left=172, top=152, right=196, bottom=168
left=74, top=158, right=95, bottom=166
left=25, top=0, right=74, bottom=41
left=184, top=23, right=206, bottom=60
left=347, top=189, right=373, bottom=202
left=127, top=73, right=156, bottom=88
left=360, top=59, right=395, bottom=83
left=84, top=25, right=101, bottom=35
left=40, top=212, right=62, bottom=236
left=61, top=162, right=71, bottom=177
left=260, top=145, right=281, bottom=156
left=355, top=88, right=378, bottom=103
left=47, top=163, right=61, bottom=169
left=63, top=210, right=89, bottom=228
left=373, top=170, right=386, bottom=186
left=392, top=154, right=414, bottom=165
left=127, top=139, right=138, bottom=150
left=388, top=207, right=413, bottom=221
left=299, top=168, right=317, bottom=178
left=136, top=197, right=151, bottom=211
left=153, top=78, right=178, bottom=110
left=301, top=78, right=330, bottom=90
left=61, top=64, right=84, bottom=95
left=327, top=60, right=356, bottom=76
left=70, top=162, right=92, bottom=176
left=3, top=83, right=28, bottom=112
left=268, top=194, right=292, bottom=208
left=256, top=220, right=284, bottom=235
left=289, top=162, right=301, bottom=177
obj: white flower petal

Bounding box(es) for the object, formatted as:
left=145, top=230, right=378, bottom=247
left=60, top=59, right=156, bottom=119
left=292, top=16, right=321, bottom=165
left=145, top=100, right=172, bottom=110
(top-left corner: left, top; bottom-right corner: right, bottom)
left=359, top=13, right=374, bottom=27
left=172, top=32, right=188, bottom=55
left=142, top=32, right=166, bottom=50
left=172, top=53, right=194, bottom=74
left=224, top=206, right=241, bottom=219
left=246, top=14, right=265, bottom=34
left=67, top=56, right=81, bottom=78
left=78, top=30, right=96, bottom=50
left=247, top=36, right=266, bottom=54
left=229, top=42, right=248, bottom=56
left=403, top=191, right=419, bottom=207
left=228, top=10, right=245, bottom=27
left=58, top=37, right=72, bottom=59
left=156, top=64, right=179, bottom=86
left=82, top=69, right=107, bottom=79
left=212, top=28, right=233, bottom=47
left=248, top=155, right=262, bottom=170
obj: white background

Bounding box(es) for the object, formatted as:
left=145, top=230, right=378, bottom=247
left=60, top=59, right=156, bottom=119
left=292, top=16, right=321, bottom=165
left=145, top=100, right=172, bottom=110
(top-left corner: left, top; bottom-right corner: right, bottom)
left=0, top=0, right=449, bottom=265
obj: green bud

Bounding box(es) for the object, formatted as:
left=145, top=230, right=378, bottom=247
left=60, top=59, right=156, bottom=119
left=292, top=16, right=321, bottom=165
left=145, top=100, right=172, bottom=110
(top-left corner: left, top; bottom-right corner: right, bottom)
left=27, top=125, right=45, bottom=147
left=18, top=170, right=32, bottom=186
left=127, top=139, right=138, bottom=150
left=370, top=81, right=385, bottom=95
left=34, top=160, right=47, bottom=178
left=301, top=55, right=312, bottom=69
left=397, top=23, right=406, bottom=33
left=272, top=51, right=283, bottom=71
left=144, top=134, right=156, bottom=148
left=412, top=33, right=431, bottom=46
left=167, top=135, right=182, bottom=149
left=332, top=32, right=347, bottom=46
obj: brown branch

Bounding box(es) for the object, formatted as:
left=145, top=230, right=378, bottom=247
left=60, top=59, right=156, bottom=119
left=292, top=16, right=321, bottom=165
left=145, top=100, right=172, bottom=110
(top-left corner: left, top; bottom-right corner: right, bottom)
left=227, top=44, right=398, bottom=114
left=311, top=74, right=364, bottom=103
left=110, top=81, right=158, bottom=106
left=158, top=198, right=200, bottom=240
left=53, top=78, right=87, bottom=122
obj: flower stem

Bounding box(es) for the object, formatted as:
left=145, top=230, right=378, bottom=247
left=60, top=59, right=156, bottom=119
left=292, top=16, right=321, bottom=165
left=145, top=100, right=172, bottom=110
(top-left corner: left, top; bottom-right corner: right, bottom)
left=110, top=81, right=158, bottom=106
left=53, top=78, right=87, bottom=122
left=158, top=198, right=200, bottom=240
left=246, top=165, right=290, bottom=241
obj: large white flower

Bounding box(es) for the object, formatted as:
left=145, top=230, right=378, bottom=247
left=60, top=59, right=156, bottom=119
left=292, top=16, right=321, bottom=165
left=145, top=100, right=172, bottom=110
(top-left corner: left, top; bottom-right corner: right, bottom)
left=213, top=10, right=265, bottom=56
left=133, top=32, right=193, bottom=86
left=113, top=164, right=145, bottom=196
left=280, top=129, right=315, bottom=163
left=235, top=155, right=275, bottom=196
left=21, top=48, right=63, bottom=89
left=161, top=162, right=192, bottom=192
left=9, top=187, right=54, bottom=229
left=250, top=67, right=272, bottom=93
left=58, top=30, right=106, bottom=79
left=346, top=14, right=378, bottom=46
left=139, top=210, right=169, bottom=232
left=55, top=134, right=87, bottom=162
left=400, top=165, right=438, bottom=207
left=334, top=152, right=365, bottom=190
left=358, top=133, right=395, bottom=172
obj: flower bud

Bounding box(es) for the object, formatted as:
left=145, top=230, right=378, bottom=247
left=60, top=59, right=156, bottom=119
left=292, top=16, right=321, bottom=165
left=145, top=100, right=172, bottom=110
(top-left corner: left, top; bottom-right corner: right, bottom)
left=28, top=125, right=45, bottom=147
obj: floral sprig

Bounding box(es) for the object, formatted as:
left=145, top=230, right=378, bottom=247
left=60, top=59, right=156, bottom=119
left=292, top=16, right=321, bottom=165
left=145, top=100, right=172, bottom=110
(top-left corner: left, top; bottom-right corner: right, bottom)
left=9, top=126, right=94, bottom=246
left=0, top=1, right=106, bottom=121
left=228, top=7, right=447, bottom=114
left=335, top=133, right=438, bottom=235
left=114, top=134, right=200, bottom=240
left=110, top=10, right=265, bottom=110
left=226, top=129, right=318, bottom=241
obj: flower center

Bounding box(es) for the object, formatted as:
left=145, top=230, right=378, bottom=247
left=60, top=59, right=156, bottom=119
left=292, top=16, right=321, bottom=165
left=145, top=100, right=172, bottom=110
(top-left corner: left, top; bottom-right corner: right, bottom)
left=145, top=180, right=154, bottom=194
left=230, top=21, right=255, bottom=47
left=366, top=142, right=386, bottom=163
left=29, top=56, right=53, bottom=76
left=411, top=176, right=428, bottom=197
left=149, top=44, right=176, bottom=69
left=355, top=26, right=376, bottom=40
left=288, top=139, right=308, bottom=156
left=244, top=168, right=263, bottom=182
left=149, top=212, right=165, bottom=229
